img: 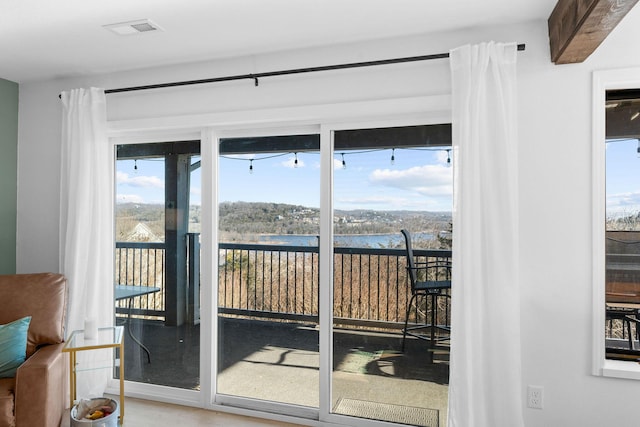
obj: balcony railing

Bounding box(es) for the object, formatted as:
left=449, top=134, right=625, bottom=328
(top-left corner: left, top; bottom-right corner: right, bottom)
left=115, top=241, right=166, bottom=318
left=115, top=234, right=452, bottom=331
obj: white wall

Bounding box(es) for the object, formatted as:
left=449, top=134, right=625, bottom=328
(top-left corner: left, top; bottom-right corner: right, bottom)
left=16, top=12, right=640, bottom=426
left=518, top=7, right=640, bottom=425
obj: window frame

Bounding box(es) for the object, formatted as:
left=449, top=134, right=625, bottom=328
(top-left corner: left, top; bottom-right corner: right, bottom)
left=592, top=68, right=640, bottom=379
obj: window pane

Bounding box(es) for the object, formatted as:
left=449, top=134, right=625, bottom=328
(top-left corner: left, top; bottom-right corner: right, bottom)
left=605, top=92, right=640, bottom=360
left=331, top=125, right=452, bottom=427
left=115, top=141, right=201, bottom=390
left=216, top=135, right=320, bottom=408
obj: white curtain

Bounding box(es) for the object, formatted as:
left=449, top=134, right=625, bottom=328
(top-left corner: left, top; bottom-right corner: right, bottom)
left=60, top=88, right=113, bottom=398
left=447, top=43, right=523, bottom=427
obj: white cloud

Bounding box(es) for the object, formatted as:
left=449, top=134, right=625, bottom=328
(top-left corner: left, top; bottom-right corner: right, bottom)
left=336, top=194, right=447, bottom=211
left=117, top=171, right=164, bottom=189
left=369, top=164, right=453, bottom=197
left=338, top=195, right=406, bottom=205
left=607, top=191, right=640, bottom=212
left=116, top=193, right=145, bottom=204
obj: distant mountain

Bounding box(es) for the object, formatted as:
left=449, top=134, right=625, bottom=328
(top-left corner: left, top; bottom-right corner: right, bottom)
left=116, top=201, right=452, bottom=240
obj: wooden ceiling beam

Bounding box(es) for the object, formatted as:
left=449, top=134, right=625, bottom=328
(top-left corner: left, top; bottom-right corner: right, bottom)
left=548, top=0, right=638, bottom=64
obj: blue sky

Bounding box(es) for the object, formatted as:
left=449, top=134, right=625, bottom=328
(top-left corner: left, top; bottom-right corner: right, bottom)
left=116, top=147, right=454, bottom=212
left=116, top=158, right=170, bottom=205
left=606, top=138, right=640, bottom=217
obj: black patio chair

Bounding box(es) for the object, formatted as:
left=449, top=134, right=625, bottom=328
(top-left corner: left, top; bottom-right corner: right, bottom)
left=401, top=229, right=452, bottom=352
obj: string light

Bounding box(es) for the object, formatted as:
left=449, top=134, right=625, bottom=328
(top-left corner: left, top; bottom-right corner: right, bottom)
left=336, top=147, right=451, bottom=167
left=219, top=152, right=295, bottom=174
left=219, top=146, right=452, bottom=174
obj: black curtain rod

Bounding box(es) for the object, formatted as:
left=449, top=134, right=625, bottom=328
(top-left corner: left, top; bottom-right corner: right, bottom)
left=61, top=43, right=525, bottom=97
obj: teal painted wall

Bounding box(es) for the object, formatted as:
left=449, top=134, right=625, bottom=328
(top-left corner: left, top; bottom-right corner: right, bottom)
left=0, top=78, right=18, bottom=274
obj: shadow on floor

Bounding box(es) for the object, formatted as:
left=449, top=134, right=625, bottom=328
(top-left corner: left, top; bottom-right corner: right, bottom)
left=121, top=316, right=449, bottom=389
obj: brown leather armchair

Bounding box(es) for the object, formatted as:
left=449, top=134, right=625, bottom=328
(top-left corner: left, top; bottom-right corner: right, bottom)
left=0, top=273, right=67, bottom=427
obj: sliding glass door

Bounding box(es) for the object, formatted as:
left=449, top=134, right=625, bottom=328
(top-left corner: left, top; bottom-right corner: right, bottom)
left=108, top=120, right=456, bottom=425
left=210, top=123, right=452, bottom=426
left=216, top=132, right=321, bottom=409
left=329, top=125, right=452, bottom=427
left=114, top=141, right=201, bottom=390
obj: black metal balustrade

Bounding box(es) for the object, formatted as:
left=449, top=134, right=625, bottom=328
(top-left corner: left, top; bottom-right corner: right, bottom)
left=115, top=234, right=452, bottom=332
left=115, top=241, right=166, bottom=319
left=218, top=243, right=319, bottom=323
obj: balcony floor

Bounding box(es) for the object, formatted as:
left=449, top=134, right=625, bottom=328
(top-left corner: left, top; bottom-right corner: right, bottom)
left=121, top=317, right=449, bottom=426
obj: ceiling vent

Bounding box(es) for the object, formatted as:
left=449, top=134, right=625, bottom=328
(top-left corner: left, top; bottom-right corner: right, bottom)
left=103, top=19, right=164, bottom=36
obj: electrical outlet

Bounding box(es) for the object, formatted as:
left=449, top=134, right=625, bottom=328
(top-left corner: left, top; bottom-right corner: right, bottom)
left=527, top=385, right=544, bottom=409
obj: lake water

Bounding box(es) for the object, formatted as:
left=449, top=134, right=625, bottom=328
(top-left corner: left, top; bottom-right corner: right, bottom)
left=257, top=232, right=435, bottom=248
